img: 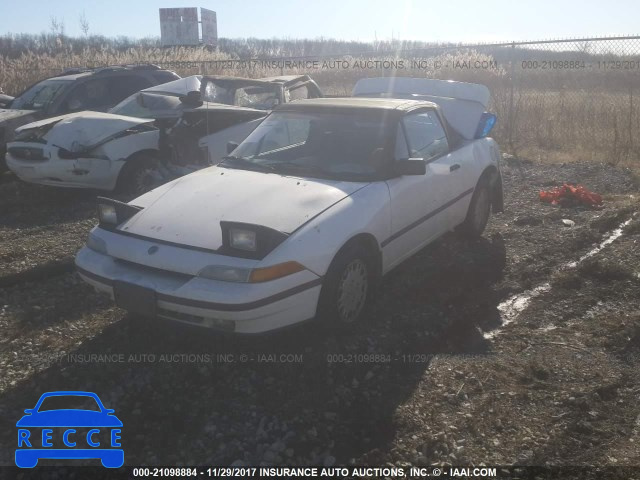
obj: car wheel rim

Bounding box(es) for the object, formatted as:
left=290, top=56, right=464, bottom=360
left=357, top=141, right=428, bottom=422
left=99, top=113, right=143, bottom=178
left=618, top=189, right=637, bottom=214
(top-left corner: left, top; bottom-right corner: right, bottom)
left=336, top=259, right=368, bottom=323
left=473, top=188, right=490, bottom=231
left=133, top=168, right=157, bottom=195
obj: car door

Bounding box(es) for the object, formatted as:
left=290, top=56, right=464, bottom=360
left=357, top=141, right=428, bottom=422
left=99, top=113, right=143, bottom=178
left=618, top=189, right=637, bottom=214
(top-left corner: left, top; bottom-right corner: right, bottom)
left=429, top=112, right=479, bottom=229
left=382, top=110, right=452, bottom=270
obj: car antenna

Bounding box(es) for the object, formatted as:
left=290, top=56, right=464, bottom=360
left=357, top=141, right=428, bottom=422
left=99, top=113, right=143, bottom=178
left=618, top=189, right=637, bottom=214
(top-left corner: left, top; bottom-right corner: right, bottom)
left=206, top=95, right=210, bottom=136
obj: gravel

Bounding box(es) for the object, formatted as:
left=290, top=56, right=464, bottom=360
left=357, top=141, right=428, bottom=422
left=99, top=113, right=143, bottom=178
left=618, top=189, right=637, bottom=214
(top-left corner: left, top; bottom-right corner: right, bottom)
left=0, top=160, right=638, bottom=467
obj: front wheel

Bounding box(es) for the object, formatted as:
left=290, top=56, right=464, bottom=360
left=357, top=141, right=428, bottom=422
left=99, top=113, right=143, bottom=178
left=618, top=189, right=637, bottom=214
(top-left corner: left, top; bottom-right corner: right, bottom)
left=116, top=153, right=160, bottom=196
left=458, top=177, right=492, bottom=238
left=317, top=245, right=374, bottom=330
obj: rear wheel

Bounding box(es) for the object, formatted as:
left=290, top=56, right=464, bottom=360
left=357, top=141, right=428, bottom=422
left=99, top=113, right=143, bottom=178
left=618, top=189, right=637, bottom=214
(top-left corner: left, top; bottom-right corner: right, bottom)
left=116, top=152, right=160, bottom=196
left=317, top=243, right=376, bottom=330
left=459, top=176, right=492, bottom=238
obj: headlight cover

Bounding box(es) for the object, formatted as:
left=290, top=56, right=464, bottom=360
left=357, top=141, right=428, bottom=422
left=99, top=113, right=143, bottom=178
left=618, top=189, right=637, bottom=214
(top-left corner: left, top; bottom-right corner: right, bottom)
left=198, top=261, right=306, bottom=283
left=97, top=197, right=142, bottom=229
left=219, top=221, right=289, bottom=260
left=198, top=265, right=252, bottom=283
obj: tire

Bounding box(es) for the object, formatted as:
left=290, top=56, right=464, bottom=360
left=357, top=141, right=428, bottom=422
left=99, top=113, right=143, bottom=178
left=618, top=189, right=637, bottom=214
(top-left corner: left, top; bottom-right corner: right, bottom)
left=116, top=153, right=159, bottom=196
left=317, top=243, right=376, bottom=330
left=459, top=175, right=492, bottom=238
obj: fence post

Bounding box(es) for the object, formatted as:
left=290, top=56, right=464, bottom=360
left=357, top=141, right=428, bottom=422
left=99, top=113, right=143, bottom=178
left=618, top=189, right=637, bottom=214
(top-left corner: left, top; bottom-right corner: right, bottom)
left=508, top=42, right=516, bottom=153
left=629, top=84, right=634, bottom=155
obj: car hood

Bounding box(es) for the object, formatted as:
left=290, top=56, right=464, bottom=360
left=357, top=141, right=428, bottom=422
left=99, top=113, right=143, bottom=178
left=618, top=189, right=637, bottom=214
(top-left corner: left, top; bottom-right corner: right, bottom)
left=16, top=410, right=123, bottom=427
left=16, top=111, right=154, bottom=151
left=121, top=166, right=367, bottom=251
left=0, top=108, right=36, bottom=124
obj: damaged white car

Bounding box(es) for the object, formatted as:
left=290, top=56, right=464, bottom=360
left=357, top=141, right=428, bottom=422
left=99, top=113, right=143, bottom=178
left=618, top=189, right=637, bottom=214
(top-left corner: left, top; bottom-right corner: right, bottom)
left=5, top=76, right=265, bottom=193
left=75, top=79, right=503, bottom=334
left=6, top=75, right=321, bottom=194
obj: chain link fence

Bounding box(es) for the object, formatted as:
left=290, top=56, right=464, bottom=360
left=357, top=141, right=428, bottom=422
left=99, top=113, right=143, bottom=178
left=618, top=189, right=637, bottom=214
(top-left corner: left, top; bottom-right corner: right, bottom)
left=2, top=35, right=639, bottom=164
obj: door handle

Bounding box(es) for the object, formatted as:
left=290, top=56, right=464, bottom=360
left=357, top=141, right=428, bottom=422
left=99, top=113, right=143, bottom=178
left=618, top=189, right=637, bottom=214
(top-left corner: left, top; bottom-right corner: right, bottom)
left=450, top=164, right=461, bottom=172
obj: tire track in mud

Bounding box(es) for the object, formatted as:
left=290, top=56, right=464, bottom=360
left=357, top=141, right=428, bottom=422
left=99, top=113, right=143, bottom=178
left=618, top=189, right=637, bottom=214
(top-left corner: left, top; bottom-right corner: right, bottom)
left=484, top=216, right=635, bottom=339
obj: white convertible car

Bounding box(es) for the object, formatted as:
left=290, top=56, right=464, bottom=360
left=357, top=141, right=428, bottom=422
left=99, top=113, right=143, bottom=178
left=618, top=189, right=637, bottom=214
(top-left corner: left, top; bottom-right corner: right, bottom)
left=75, top=79, right=503, bottom=333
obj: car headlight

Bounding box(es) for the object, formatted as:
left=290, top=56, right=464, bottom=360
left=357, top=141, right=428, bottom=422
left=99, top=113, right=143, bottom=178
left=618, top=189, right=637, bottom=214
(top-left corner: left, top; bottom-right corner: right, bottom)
left=229, top=228, right=257, bottom=251
left=198, top=261, right=305, bottom=283
left=219, top=221, right=288, bottom=260
left=198, top=265, right=252, bottom=283
left=98, top=204, right=118, bottom=225
left=97, top=197, right=142, bottom=229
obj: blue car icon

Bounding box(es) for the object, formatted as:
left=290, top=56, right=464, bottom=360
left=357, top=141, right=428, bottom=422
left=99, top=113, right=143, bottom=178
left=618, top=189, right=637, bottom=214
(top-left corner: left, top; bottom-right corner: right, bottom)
left=16, top=391, right=123, bottom=468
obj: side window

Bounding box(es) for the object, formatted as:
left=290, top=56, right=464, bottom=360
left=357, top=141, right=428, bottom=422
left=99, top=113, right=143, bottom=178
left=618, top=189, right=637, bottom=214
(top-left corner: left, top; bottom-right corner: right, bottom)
left=64, top=79, right=110, bottom=112
left=109, top=75, right=153, bottom=105
left=286, top=84, right=312, bottom=102
left=394, top=124, right=410, bottom=160
left=402, top=111, right=449, bottom=161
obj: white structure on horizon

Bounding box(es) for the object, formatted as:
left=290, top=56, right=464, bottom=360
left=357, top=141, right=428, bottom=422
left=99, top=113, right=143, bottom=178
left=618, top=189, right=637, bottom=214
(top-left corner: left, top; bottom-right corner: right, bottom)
left=159, top=7, right=217, bottom=47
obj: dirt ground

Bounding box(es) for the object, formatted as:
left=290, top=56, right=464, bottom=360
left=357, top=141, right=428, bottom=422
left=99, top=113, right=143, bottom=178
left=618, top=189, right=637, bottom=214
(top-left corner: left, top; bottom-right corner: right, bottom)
left=0, top=158, right=639, bottom=476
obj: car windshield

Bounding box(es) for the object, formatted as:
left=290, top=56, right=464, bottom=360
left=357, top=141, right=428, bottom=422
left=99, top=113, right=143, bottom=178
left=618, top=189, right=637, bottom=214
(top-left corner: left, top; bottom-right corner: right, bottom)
left=224, top=111, right=393, bottom=181
left=38, top=395, right=101, bottom=412
left=110, top=92, right=184, bottom=118
left=202, top=80, right=280, bottom=110
left=11, top=79, right=70, bottom=111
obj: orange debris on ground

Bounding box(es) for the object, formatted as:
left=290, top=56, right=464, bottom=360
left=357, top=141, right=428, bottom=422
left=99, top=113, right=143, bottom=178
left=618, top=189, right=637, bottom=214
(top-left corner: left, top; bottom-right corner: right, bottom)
left=539, top=184, right=603, bottom=208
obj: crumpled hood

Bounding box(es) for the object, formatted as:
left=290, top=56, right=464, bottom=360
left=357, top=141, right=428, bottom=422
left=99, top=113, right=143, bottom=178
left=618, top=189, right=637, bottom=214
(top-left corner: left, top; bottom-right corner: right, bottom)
left=0, top=108, right=36, bottom=124
left=16, top=111, right=153, bottom=151
left=120, top=166, right=367, bottom=250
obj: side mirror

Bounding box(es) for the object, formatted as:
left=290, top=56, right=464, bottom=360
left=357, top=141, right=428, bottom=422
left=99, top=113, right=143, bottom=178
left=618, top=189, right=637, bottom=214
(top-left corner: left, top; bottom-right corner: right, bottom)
left=395, top=158, right=426, bottom=176
left=474, top=112, right=497, bottom=139
left=24, top=409, right=34, bottom=414
left=105, top=409, right=115, bottom=414
left=226, top=141, right=239, bottom=154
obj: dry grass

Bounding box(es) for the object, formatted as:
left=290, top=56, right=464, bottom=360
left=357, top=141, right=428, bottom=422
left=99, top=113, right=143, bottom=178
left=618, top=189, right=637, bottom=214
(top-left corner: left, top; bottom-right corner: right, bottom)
left=1, top=46, right=638, bottom=167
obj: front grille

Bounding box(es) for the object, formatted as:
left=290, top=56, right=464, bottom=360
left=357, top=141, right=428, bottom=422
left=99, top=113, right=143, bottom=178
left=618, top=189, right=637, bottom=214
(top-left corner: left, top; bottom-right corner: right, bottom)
left=8, top=146, right=46, bottom=161
left=113, top=258, right=193, bottom=283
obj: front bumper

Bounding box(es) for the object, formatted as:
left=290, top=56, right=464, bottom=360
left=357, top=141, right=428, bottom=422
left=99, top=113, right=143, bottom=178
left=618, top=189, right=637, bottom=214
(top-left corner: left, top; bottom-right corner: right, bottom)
left=75, top=247, right=322, bottom=334
left=6, top=151, right=118, bottom=190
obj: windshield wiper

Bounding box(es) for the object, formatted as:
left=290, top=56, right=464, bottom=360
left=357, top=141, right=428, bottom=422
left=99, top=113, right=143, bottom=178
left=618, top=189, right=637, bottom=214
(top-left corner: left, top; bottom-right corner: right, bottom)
left=263, top=161, right=330, bottom=175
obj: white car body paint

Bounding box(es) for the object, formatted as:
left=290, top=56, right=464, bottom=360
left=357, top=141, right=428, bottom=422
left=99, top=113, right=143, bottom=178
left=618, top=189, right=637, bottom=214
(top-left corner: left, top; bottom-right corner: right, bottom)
left=119, top=167, right=366, bottom=251
left=76, top=89, right=502, bottom=334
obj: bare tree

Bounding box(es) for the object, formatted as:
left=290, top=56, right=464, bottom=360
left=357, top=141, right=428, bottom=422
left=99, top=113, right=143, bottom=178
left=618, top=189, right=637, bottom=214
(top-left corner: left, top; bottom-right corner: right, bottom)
left=49, top=16, right=60, bottom=35
left=49, top=16, right=65, bottom=36
left=79, top=11, right=90, bottom=37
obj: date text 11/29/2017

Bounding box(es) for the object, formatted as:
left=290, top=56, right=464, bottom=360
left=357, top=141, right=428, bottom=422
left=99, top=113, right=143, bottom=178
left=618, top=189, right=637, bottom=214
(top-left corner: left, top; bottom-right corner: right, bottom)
left=132, top=466, right=498, bottom=477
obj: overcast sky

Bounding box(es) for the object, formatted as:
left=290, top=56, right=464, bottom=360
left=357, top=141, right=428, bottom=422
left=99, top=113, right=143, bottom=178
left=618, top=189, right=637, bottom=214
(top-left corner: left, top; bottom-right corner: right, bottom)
left=0, top=0, right=637, bottom=42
